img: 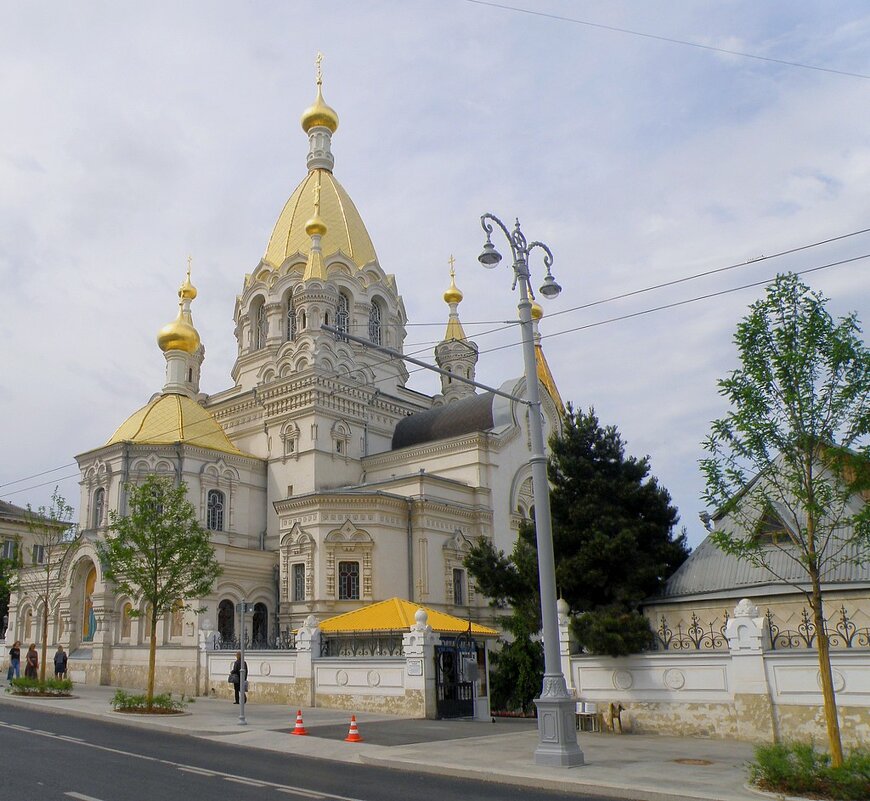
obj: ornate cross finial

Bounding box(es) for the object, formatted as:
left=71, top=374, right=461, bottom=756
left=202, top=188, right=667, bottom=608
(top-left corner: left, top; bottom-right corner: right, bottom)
left=313, top=173, right=322, bottom=214
left=187, top=254, right=192, bottom=276
left=448, top=254, right=456, bottom=277
left=315, top=52, right=324, bottom=86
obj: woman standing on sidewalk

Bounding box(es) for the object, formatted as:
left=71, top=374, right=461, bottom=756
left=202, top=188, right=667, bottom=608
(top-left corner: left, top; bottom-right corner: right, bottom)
left=24, top=643, right=38, bottom=679
left=7, top=641, right=21, bottom=680
left=230, top=651, right=247, bottom=704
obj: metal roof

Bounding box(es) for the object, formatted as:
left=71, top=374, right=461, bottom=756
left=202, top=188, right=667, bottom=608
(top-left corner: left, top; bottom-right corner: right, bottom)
left=657, top=527, right=870, bottom=600
left=317, top=597, right=498, bottom=636
left=391, top=392, right=496, bottom=450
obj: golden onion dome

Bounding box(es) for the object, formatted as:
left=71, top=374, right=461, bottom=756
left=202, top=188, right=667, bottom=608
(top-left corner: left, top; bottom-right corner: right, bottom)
left=105, top=393, right=247, bottom=456
left=530, top=300, right=544, bottom=320
left=305, top=214, right=327, bottom=237
left=157, top=306, right=200, bottom=354
left=179, top=270, right=197, bottom=300
left=443, top=272, right=463, bottom=304
left=301, top=82, right=339, bottom=134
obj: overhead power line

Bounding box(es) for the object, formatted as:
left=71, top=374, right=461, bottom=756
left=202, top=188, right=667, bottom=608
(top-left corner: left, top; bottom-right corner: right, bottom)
left=465, top=0, right=870, bottom=80
left=4, top=245, right=867, bottom=498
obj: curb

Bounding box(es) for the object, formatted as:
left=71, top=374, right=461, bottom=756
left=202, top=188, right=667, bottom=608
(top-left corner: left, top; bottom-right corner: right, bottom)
left=359, top=754, right=746, bottom=801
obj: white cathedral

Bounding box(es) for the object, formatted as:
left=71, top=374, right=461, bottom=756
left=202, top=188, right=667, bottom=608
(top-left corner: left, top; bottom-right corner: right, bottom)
left=6, top=72, right=564, bottom=689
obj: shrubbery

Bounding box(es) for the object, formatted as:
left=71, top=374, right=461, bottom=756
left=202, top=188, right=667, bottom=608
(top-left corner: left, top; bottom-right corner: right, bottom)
left=111, top=688, right=186, bottom=713
left=9, top=677, right=73, bottom=696
left=750, top=742, right=870, bottom=801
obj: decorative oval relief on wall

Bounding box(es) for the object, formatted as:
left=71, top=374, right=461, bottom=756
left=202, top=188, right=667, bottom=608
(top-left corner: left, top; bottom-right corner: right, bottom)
left=612, top=669, right=633, bottom=690
left=816, top=669, right=846, bottom=693
left=663, top=668, right=686, bottom=690
left=367, top=670, right=381, bottom=687
left=260, top=661, right=272, bottom=676
left=336, top=669, right=349, bottom=686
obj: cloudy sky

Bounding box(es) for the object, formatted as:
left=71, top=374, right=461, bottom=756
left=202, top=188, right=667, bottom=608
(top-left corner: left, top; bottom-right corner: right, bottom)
left=2, top=1, right=869, bottom=548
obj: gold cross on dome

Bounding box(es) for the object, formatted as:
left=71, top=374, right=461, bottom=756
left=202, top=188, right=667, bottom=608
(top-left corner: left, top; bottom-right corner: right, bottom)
left=187, top=254, right=192, bottom=272
left=315, top=52, right=323, bottom=85
left=448, top=254, right=456, bottom=277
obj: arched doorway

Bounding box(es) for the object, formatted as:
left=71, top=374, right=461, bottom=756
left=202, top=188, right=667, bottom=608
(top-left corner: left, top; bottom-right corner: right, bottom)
left=252, top=602, right=268, bottom=647
left=81, top=565, right=97, bottom=643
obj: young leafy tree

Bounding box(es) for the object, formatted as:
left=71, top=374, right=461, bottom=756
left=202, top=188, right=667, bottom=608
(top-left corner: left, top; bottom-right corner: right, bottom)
left=467, top=406, right=688, bottom=709
left=98, top=475, right=221, bottom=708
left=20, top=489, right=79, bottom=682
left=701, top=273, right=870, bottom=768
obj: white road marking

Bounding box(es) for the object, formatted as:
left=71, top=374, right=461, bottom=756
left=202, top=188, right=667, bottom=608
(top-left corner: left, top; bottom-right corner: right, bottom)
left=224, top=776, right=267, bottom=787
left=276, top=788, right=328, bottom=799
left=178, top=766, right=217, bottom=777
left=0, top=720, right=364, bottom=801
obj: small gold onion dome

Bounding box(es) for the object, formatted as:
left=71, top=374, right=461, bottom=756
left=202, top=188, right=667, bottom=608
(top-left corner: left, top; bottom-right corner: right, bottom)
left=530, top=300, right=544, bottom=320
left=305, top=214, right=327, bottom=237
left=179, top=271, right=197, bottom=300
left=301, top=82, right=339, bottom=134
left=157, top=307, right=201, bottom=354
left=443, top=273, right=463, bottom=304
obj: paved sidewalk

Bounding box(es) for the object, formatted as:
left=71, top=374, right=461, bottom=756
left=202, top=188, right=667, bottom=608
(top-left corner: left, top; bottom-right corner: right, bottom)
left=0, top=684, right=760, bottom=801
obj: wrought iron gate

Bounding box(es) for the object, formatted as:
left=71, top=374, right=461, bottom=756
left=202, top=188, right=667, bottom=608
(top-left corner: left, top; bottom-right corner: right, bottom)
left=434, top=633, right=476, bottom=719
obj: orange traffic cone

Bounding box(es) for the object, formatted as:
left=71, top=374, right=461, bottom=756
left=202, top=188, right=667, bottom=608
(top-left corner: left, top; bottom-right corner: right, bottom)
left=291, top=709, right=308, bottom=736
left=344, top=714, right=363, bottom=743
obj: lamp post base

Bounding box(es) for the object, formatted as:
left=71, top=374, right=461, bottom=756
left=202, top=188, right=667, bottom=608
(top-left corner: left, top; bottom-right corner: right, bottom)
left=534, top=692, right=584, bottom=767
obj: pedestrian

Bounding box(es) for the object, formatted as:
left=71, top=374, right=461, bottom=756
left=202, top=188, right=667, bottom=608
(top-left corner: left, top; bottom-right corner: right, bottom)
left=24, top=643, right=39, bottom=680
left=229, top=650, right=248, bottom=704
left=7, top=640, right=21, bottom=681
left=54, top=645, right=68, bottom=679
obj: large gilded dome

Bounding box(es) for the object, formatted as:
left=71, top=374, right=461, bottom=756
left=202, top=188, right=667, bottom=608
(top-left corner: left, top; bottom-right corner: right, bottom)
left=264, top=169, right=377, bottom=269
left=105, top=394, right=245, bottom=456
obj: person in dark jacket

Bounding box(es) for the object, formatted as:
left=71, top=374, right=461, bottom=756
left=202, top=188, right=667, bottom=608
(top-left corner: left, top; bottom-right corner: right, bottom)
left=54, top=645, right=68, bottom=678
left=24, top=643, right=38, bottom=679
left=230, top=651, right=248, bottom=704
left=7, top=641, right=21, bottom=680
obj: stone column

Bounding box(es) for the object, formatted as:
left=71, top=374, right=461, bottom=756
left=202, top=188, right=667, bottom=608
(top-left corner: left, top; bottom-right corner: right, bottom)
left=557, top=598, right=576, bottom=696
left=294, top=615, right=321, bottom=707
left=725, top=598, right=775, bottom=742
left=402, top=609, right=441, bottom=719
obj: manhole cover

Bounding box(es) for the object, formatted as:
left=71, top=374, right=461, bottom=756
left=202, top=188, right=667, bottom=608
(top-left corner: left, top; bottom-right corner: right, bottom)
left=674, top=758, right=714, bottom=766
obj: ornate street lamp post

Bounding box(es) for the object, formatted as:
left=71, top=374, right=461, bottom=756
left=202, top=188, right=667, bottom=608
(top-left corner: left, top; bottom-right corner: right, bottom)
left=479, top=213, right=583, bottom=767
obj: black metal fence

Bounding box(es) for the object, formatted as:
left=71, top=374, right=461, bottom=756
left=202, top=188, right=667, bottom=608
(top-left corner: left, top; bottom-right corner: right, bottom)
left=320, top=630, right=404, bottom=657
left=650, top=605, right=870, bottom=652
left=211, top=629, right=296, bottom=651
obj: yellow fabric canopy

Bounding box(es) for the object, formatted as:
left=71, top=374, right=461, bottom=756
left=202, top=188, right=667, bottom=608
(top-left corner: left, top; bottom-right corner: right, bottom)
left=317, top=597, right=498, bottom=637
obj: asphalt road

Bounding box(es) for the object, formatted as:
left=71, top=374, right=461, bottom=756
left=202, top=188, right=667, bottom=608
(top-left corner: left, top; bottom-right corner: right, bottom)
left=0, top=704, right=614, bottom=801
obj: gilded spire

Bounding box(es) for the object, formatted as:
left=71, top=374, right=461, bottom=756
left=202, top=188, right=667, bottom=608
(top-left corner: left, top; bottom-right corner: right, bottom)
left=158, top=264, right=200, bottom=354
left=179, top=257, right=197, bottom=300
left=303, top=173, right=327, bottom=281
left=443, top=256, right=467, bottom=341
left=530, top=304, right=564, bottom=413
left=301, top=52, right=339, bottom=134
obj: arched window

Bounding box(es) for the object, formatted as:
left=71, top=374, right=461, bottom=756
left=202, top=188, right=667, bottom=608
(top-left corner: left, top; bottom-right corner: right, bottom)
left=368, top=301, right=382, bottom=345
left=121, top=602, right=132, bottom=639
left=218, top=599, right=234, bottom=641
left=252, top=602, right=268, bottom=647
left=338, top=561, right=360, bottom=600
left=256, top=304, right=268, bottom=349
left=207, top=490, right=225, bottom=532
left=92, top=487, right=105, bottom=529
left=336, top=292, right=350, bottom=339
left=170, top=599, right=184, bottom=638
left=286, top=297, right=296, bottom=341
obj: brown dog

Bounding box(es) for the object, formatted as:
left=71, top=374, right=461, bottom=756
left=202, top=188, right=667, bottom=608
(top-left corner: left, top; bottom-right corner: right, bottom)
left=609, top=702, right=625, bottom=733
